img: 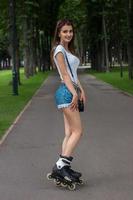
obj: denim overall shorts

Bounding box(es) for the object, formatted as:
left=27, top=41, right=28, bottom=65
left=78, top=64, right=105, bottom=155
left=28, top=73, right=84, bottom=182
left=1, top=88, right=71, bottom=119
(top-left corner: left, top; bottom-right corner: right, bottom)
left=55, top=83, right=73, bottom=109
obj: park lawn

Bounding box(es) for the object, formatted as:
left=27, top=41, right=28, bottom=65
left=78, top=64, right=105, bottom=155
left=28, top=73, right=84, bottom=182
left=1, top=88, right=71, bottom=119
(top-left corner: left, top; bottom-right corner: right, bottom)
left=88, top=68, right=133, bottom=95
left=0, top=69, right=50, bottom=139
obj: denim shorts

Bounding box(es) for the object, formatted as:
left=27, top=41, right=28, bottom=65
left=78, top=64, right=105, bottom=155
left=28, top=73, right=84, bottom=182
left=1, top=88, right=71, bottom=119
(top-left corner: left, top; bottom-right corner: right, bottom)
left=55, top=83, right=73, bottom=109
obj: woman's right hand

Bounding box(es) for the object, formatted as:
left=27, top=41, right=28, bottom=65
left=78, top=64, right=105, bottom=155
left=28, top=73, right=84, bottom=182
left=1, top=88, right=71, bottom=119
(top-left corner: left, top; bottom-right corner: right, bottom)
left=70, top=93, right=78, bottom=111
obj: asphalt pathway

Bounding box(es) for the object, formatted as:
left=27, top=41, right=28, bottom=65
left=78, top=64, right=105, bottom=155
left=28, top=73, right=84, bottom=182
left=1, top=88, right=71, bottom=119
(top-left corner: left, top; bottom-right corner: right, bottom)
left=0, top=72, right=133, bottom=200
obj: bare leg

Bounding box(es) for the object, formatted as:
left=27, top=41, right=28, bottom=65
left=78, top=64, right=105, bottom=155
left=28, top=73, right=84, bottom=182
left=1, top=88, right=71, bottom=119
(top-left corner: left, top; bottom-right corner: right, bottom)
left=62, top=114, right=72, bottom=155
left=62, top=107, right=83, bottom=157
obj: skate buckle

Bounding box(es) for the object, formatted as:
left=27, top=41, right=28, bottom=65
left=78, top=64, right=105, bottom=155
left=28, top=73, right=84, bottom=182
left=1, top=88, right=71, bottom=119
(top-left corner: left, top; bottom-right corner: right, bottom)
left=64, top=176, right=71, bottom=182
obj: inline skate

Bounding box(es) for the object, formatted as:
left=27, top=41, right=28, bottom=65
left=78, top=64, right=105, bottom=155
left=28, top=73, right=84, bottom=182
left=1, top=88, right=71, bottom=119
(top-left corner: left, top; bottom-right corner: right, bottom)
left=47, top=165, right=79, bottom=190
left=67, top=166, right=84, bottom=185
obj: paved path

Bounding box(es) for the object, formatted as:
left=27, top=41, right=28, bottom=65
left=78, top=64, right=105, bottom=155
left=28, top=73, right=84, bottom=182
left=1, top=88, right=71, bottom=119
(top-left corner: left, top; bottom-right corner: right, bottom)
left=0, top=73, right=133, bottom=200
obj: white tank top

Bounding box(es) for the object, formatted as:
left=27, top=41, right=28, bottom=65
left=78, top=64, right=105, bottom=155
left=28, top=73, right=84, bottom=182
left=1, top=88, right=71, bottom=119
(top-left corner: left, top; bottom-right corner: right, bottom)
left=53, top=44, right=80, bottom=84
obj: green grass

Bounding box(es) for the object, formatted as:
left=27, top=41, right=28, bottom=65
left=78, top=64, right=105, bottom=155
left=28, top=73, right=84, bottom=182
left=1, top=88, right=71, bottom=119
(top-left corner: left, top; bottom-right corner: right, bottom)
left=88, top=67, right=133, bottom=95
left=0, top=69, right=50, bottom=139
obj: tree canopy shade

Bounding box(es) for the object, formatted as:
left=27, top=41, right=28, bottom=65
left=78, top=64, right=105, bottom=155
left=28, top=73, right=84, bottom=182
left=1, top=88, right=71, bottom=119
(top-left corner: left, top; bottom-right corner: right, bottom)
left=81, top=0, right=133, bottom=79
left=0, top=1, right=11, bottom=70
left=0, top=0, right=64, bottom=77
left=0, top=0, right=132, bottom=79
left=81, top=0, right=127, bottom=70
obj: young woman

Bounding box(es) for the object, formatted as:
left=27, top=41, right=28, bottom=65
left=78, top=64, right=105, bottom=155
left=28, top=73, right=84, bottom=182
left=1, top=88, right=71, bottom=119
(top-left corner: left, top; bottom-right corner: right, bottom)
left=50, top=19, right=86, bottom=184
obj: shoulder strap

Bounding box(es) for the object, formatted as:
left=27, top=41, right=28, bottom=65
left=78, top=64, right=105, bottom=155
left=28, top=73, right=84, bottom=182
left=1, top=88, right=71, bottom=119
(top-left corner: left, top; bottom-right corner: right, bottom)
left=64, top=51, right=74, bottom=78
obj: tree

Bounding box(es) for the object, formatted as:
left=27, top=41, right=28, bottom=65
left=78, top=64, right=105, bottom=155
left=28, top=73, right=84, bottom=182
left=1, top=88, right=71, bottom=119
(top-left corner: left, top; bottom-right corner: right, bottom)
left=8, top=0, right=18, bottom=95
left=81, top=0, right=129, bottom=74
left=0, top=0, right=64, bottom=82
left=20, top=0, right=40, bottom=78
left=127, top=0, right=133, bottom=79
left=39, top=0, right=64, bottom=70
left=1, top=0, right=131, bottom=81
left=0, top=1, right=11, bottom=69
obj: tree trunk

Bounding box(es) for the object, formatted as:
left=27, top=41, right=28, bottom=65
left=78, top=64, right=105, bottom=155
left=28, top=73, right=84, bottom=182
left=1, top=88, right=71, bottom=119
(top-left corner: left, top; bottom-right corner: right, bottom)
left=29, top=18, right=37, bottom=75
left=16, top=38, right=21, bottom=85
left=90, top=39, right=104, bottom=71
left=46, top=34, right=51, bottom=70
left=8, top=0, right=18, bottom=95
left=118, top=41, right=123, bottom=77
left=75, top=31, right=83, bottom=63
left=102, top=7, right=109, bottom=72
left=0, top=61, right=1, bottom=70
left=127, top=0, right=133, bottom=79
left=40, top=31, right=46, bottom=71
left=36, top=22, right=41, bottom=71
left=23, top=17, right=30, bottom=78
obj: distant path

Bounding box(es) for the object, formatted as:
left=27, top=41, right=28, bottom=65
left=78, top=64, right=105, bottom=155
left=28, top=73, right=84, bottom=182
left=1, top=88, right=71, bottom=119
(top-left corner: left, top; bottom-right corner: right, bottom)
left=0, top=72, right=133, bottom=200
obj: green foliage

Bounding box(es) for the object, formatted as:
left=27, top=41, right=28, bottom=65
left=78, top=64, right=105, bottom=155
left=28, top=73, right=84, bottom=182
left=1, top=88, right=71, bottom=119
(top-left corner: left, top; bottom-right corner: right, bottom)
left=58, top=0, right=87, bottom=28
left=0, top=0, right=132, bottom=77
left=38, top=0, right=64, bottom=35
left=0, top=36, right=10, bottom=60
left=84, top=0, right=127, bottom=42
left=89, top=68, right=133, bottom=94
left=0, top=1, right=10, bottom=61
left=23, top=0, right=40, bottom=18
left=0, top=69, right=50, bottom=138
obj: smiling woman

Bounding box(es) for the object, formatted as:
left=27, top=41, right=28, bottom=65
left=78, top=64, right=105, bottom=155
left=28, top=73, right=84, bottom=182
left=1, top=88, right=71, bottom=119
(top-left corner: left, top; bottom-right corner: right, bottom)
left=59, top=24, right=73, bottom=44
left=47, top=19, right=86, bottom=190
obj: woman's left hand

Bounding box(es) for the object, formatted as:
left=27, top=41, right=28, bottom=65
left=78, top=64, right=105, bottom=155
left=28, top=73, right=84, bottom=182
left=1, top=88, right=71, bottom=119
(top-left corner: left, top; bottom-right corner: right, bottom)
left=80, top=90, right=86, bottom=104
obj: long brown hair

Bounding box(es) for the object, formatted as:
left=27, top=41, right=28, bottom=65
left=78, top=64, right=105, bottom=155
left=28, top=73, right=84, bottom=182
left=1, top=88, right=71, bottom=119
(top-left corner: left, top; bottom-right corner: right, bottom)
left=51, top=19, right=75, bottom=67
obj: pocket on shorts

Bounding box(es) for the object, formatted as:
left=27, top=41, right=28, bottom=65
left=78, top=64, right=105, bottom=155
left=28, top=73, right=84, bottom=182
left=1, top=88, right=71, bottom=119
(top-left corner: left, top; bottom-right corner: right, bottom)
left=64, top=87, right=73, bottom=102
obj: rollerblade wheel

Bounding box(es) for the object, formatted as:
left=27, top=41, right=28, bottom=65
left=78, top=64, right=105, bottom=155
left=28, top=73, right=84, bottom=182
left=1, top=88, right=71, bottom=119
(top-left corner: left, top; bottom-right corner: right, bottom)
left=54, top=178, right=61, bottom=186
left=78, top=179, right=84, bottom=185
left=47, top=173, right=52, bottom=180
left=68, top=183, right=76, bottom=191
left=61, top=182, right=67, bottom=188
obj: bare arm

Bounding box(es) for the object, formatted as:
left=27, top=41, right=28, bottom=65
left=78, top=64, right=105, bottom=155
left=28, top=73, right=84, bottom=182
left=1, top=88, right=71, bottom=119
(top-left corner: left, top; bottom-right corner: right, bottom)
left=77, top=78, right=86, bottom=103
left=77, top=79, right=84, bottom=93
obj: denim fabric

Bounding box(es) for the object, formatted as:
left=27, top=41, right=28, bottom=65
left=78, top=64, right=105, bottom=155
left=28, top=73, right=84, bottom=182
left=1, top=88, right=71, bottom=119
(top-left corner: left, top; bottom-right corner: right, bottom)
left=55, top=83, right=73, bottom=109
